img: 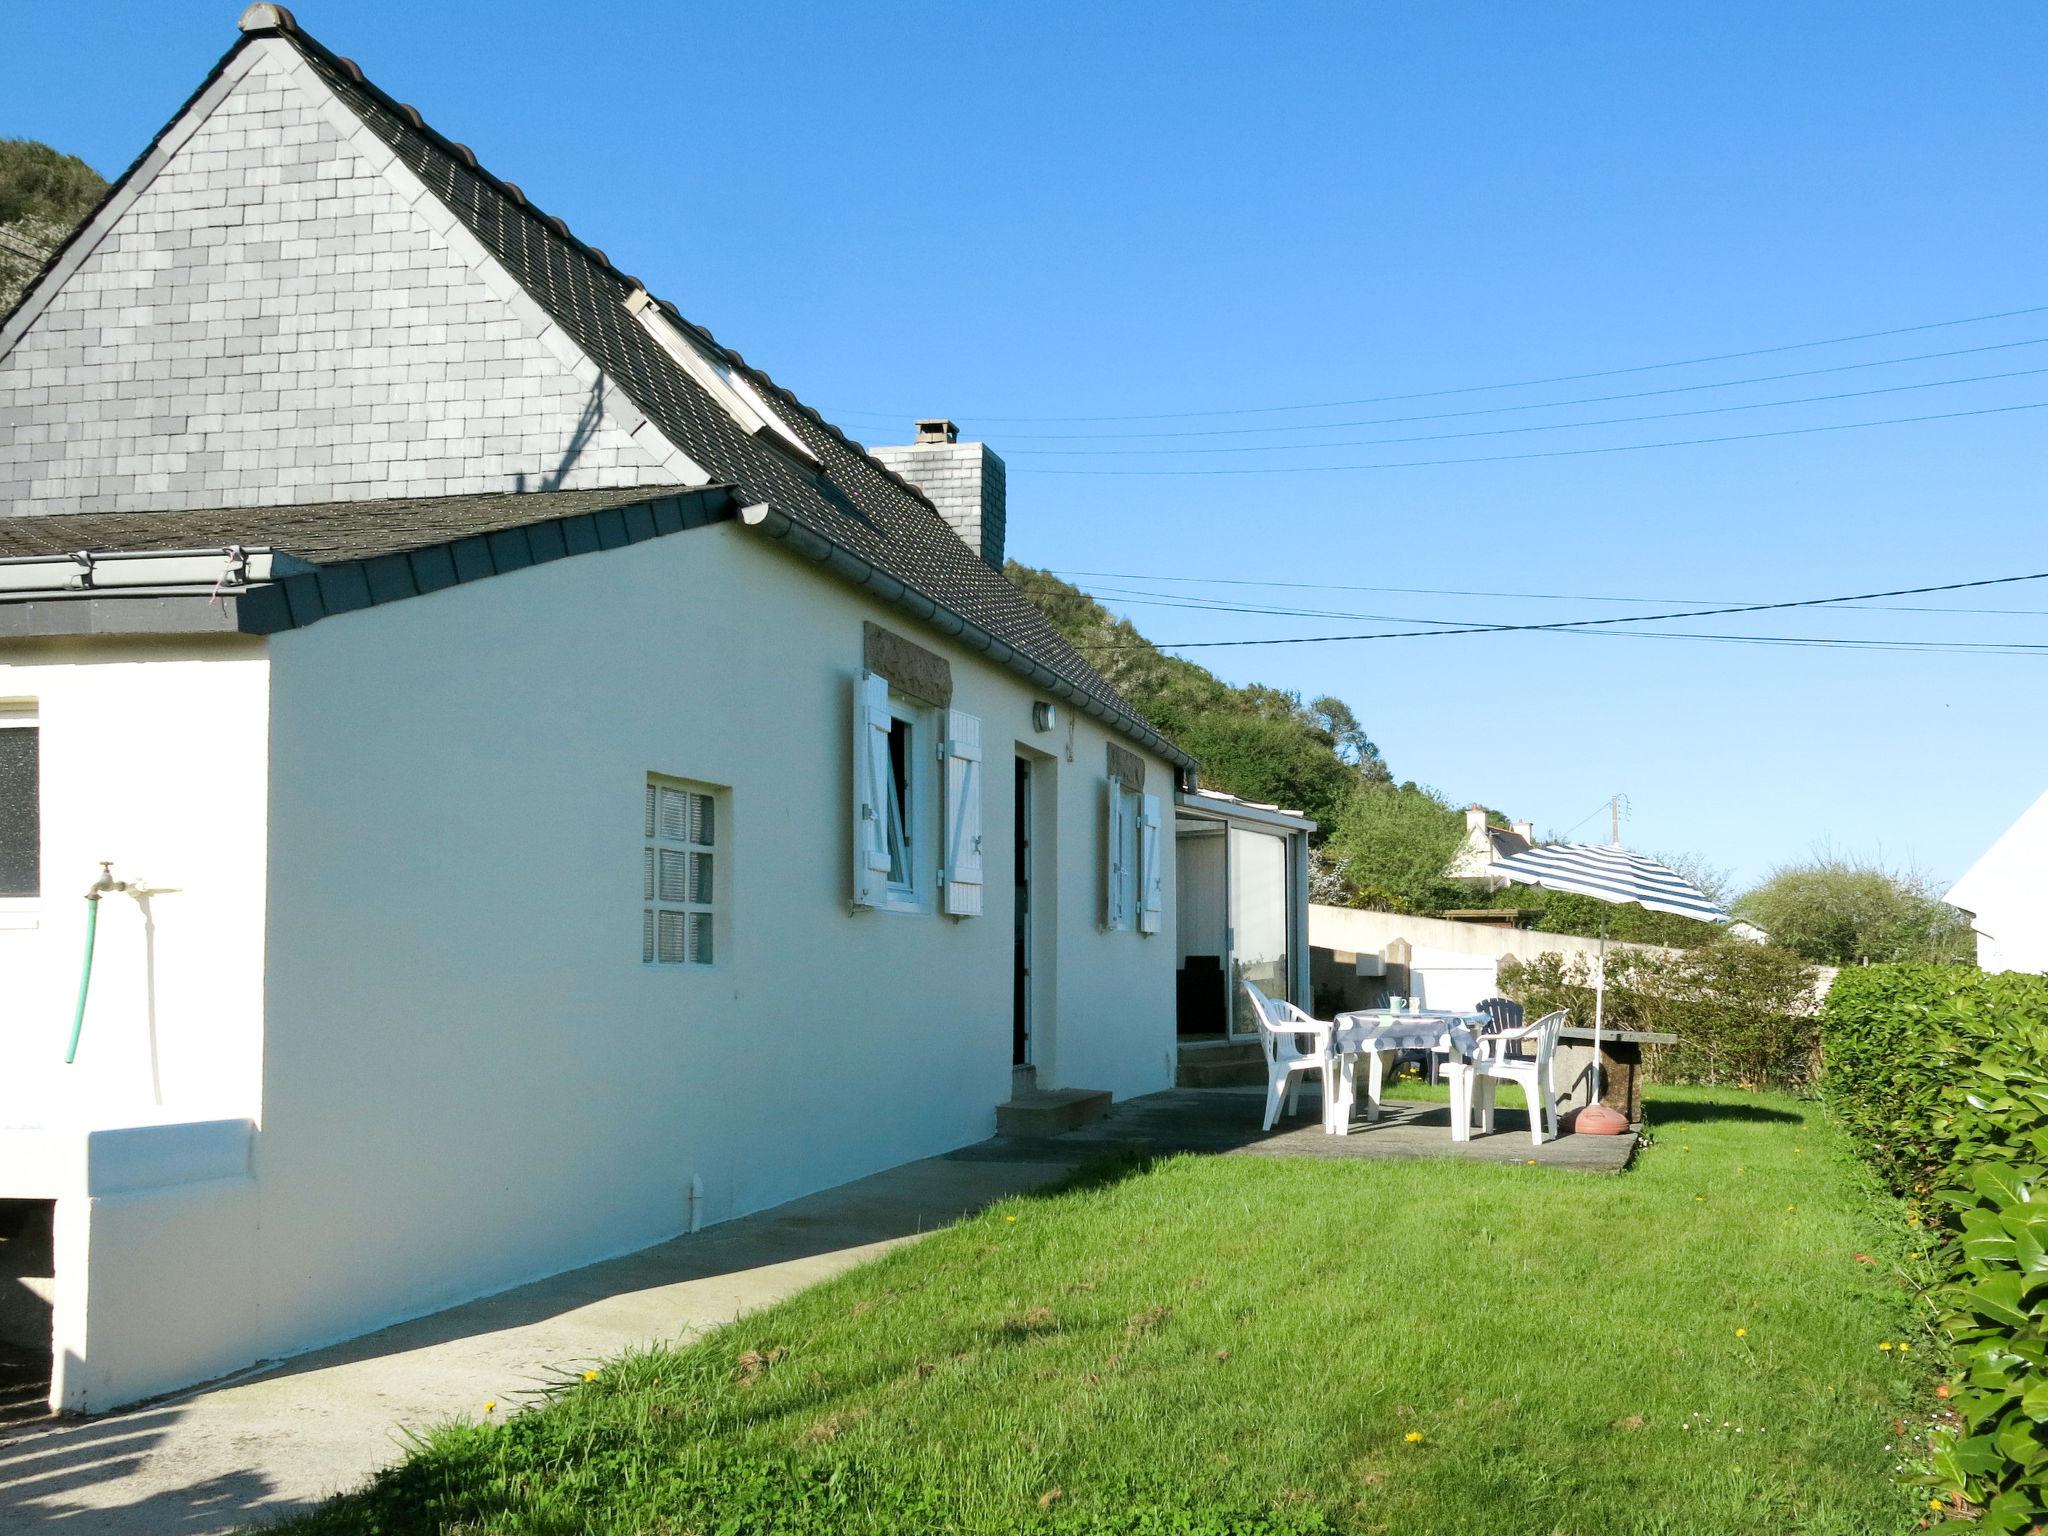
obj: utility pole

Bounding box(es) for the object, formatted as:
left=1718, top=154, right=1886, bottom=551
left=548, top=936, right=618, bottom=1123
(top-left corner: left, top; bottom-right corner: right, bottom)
left=1610, top=794, right=1621, bottom=847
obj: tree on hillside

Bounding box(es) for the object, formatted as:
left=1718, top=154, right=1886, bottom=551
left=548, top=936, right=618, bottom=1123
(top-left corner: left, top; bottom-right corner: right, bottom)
left=1736, top=855, right=1974, bottom=966
left=1309, top=695, right=1389, bottom=780
left=1320, top=782, right=1468, bottom=912
left=1010, top=560, right=1727, bottom=945
left=0, top=139, right=107, bottom=315
left=1007, top=562, right=1383, bottom=834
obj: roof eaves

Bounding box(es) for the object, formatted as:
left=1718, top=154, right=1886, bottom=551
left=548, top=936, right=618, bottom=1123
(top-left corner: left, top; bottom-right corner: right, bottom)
left=733, top=499, right=1196, bottom=775
left=0, top=485, right=736, bottom=639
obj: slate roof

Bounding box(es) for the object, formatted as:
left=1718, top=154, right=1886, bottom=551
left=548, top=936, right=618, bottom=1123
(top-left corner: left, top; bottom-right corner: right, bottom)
left=0, top=486, right=704, bottom=564
left=0, top=8, right=1186, bottom=770
left=295, top=16, right=1175, bottom=765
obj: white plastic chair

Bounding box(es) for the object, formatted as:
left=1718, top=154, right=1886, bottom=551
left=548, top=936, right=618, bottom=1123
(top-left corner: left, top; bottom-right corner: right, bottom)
left=1457, top=1008, right=1566, bottom=1145
left=1242, top=982, right=1337, bottom=1132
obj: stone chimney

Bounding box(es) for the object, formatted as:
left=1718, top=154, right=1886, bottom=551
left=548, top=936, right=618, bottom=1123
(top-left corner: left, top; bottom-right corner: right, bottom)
left=871, top=419, right=1007, bottom=570
left=1511, top=819, right=1534, bottom=844
left=1465, top=804, right=1489, bottom=836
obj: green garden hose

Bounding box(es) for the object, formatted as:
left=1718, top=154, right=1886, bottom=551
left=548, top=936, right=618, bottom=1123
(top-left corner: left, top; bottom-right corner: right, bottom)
left=65, top=895, right=99, bottom=1065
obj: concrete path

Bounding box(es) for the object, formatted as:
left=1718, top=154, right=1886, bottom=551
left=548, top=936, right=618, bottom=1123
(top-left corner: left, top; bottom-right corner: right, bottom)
left=0, top=1152, right=1079, bottom=1534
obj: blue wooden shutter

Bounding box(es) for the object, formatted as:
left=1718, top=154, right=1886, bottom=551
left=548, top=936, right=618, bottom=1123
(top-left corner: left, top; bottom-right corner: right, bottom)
left=942, top=708, right=984, bottom=917
left=853, top=671, right=894, bottom=907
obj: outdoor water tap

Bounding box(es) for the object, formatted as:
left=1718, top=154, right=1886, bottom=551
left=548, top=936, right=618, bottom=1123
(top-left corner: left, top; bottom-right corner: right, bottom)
left=85, top=862, right=131, bottom=900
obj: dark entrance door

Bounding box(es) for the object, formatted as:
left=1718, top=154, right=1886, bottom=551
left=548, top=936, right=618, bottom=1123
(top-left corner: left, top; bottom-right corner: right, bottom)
left=1013, top=756, right=1032, bottom=1066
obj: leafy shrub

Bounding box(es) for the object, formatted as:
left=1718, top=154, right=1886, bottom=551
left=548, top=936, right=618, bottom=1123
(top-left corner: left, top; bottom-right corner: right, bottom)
left=1499, top=939, right=1821, bottom=1091
left=1818, top=966, right=2044, bottom=1197
left=1926, top=1026, right=2048, bottom=1530
left=1739, top=855, right=1975, bottom=966
left=1816, top=965, right=2048, bottom=1527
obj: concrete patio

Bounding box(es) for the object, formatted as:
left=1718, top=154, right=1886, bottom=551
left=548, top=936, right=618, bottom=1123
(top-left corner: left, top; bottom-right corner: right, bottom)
left=955, top=1086, right=1639, bottom=1174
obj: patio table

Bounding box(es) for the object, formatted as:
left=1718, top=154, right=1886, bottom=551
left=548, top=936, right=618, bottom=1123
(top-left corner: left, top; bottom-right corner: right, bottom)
left=1330, top=1010, right=1485, bottom=1139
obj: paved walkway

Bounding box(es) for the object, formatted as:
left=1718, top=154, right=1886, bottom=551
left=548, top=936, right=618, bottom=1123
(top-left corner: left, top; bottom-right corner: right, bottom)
left=0, top=1153, right=1080, bottom=1534
left=0, top=1087, right=1628, bottom=1533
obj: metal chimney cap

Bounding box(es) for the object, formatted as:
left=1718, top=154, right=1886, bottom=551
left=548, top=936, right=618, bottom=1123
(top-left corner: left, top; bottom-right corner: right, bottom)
left=914, top=419, right=959, bottom=445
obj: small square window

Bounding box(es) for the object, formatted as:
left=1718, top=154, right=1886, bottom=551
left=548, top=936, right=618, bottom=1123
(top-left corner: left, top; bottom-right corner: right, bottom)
left=644, top=776, right=719, bottom=965
left=0, top=707, right=38, bottom=900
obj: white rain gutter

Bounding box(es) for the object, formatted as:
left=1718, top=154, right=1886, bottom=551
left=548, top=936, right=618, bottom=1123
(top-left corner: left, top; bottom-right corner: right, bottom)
left=734, top=500, right=1197, bottom=779
left=0, top=546, right=300, bottom=595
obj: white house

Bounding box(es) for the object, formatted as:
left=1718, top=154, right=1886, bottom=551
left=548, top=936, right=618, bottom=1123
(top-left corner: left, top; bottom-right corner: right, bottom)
left=1946, top=789, right=2048, bottom=975
left=1442, top=804, right=1535, bottom=892
left=0, top=6, right=1326, bottom=1414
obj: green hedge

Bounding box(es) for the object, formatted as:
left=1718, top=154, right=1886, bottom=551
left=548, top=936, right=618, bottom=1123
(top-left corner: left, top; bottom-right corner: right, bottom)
left=1818, top=965, right=2048, bottom=1530
left=1820, top=967, right=2048, bottom=1197
left=1499, top=939, right=1821, bottom=1092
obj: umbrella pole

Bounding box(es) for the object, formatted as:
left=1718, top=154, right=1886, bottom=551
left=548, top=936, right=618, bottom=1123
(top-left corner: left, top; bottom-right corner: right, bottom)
left=1591, top=915, right=1608, bottom=1106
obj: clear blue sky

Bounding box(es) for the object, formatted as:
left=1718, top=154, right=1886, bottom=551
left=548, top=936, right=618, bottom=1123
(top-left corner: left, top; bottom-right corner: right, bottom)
left=9, top=2, right=2045, bottom=890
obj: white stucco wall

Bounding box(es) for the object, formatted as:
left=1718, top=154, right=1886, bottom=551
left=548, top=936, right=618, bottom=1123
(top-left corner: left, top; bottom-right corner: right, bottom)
left=242, top=521, right=1177, bottom=1365
left=1946, top=788, right=2048, bottom=975
left=0, top=638, right=270, bottom=1129
left=1309, top=905, right=1681, bottom=1012
left=0, top=639, right=271, bottom=1410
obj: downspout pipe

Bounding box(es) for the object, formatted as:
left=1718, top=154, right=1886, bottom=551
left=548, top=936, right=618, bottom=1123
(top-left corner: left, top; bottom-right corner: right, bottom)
left=734, top=501, right=1198, bottom=786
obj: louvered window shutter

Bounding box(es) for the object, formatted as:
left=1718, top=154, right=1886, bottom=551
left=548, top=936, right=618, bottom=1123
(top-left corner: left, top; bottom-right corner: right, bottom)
left=941, top=708, right=985, bottom=917
left=1103, top=778, right=1126, bottom=929
left=1138, top=792, right=1164, bottom=934
left=853, top=671, right=894, bottom=907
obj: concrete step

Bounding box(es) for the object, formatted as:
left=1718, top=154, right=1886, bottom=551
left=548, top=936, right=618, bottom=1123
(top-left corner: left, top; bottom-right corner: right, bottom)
left=1176, top=1041, right=1266, bottom=1089
left=996, top=1088, right=1112, bottom=1138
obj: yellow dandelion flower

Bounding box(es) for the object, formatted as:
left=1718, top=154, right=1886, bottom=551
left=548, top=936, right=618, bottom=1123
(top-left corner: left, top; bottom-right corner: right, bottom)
left=1878, top=1342, right=1894, bottom=1352
left=1404, top=1431, right=1424, bottom=1443
left=483, top=1399, right=497, bottom=1413
left=1735, top=1328, right=1747, bottom=1338
left=1930, top=1500, right=1943, bottom=1511
left=1786, top=1204, right=1797, bottom=1212
left=1908, top=1216, right=1922, bottom=1227
left=582, top=1369, right=600, bottom=1382
left=1899, top=1343, right=1911, bottom=1353
left=1006, top=1215, right=1017, bottom=1224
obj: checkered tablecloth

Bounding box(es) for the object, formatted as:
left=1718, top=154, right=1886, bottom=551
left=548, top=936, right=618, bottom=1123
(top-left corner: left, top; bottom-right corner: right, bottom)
left=1332, top=1011, right=1482, bottom=1060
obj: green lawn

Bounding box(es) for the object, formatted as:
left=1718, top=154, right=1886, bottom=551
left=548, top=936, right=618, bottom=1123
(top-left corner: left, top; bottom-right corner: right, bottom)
left=280, top=1088, right=1930, bottom=1536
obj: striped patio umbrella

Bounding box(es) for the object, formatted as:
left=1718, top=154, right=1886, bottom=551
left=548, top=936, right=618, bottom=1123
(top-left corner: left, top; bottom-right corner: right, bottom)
left=1486, top=841, right=1728, bottom=1106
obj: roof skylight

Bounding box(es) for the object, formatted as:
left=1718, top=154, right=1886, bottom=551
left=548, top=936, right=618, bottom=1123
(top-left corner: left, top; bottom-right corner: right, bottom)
left=623, top=289, right=820, bottom=469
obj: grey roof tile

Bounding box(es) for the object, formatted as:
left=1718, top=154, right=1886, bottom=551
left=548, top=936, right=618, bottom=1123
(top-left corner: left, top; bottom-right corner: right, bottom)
left=1, top=14, right=1178, bottom=767
left=0, top=485, right=693, bottom=564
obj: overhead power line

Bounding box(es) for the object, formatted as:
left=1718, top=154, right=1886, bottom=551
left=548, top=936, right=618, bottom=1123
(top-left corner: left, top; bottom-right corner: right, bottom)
left=1097, top=567, right=2048, bottom=650
left=964, top=334, right=2048, bottom=442
left=1062, top=581, right=2048, bottom=626
left=1017, top=398, right=2048, bottom=476
left=1048, top=568, right=2048, bottom=617
left=1010, top=365, right=2048, bottom=456
left=831, top=300, right=2048, bottom=425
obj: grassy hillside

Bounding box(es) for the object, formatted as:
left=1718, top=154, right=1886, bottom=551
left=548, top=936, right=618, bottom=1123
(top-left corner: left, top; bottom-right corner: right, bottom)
left=1011, top=563, right=1719, bottom=944
left=0, top=139, right=105, bottom=315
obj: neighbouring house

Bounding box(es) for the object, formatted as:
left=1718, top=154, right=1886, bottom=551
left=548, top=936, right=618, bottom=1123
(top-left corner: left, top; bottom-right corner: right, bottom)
left=1442, top=804, right=1534, bottom=892
left=0, top=4, right=1308, bottom=1413
left=1945, top=789, right=2048, bottom=975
